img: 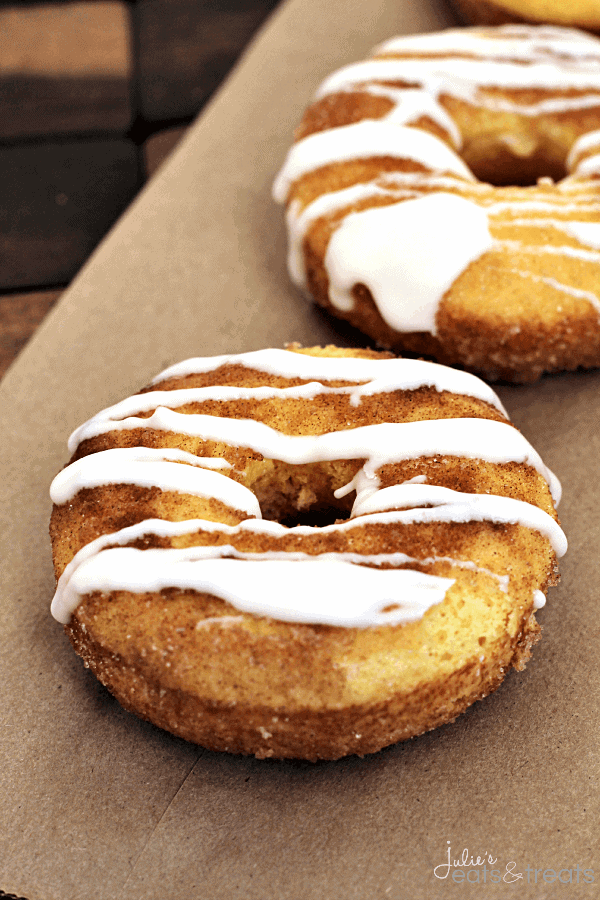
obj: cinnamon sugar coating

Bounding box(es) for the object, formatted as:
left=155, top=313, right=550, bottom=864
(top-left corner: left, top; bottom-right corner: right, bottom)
left=450, top=0, right=600, bottom=35
left=274, top=26, right=600, bottom=382
left=49, top=346, right=564, bottom=760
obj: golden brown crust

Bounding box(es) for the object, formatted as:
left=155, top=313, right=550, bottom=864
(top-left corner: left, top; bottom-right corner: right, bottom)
left=300, top=280, right=600, bottom=384
left=298, top=174, right=600, bottom=384
left=449, top=0, right=600, bottom=34
left=50, top=345, right=561, bottom=759
left=65, top=602, right=540, bottom=760
left=279, top=31, right=600, bottom=382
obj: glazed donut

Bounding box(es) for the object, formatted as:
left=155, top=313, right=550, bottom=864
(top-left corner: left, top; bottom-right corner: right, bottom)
left=450, top=0, right=600, bottom=35
left=49, top=346, right=566, bottom=760
left=273, top=25, right=600, bottom=382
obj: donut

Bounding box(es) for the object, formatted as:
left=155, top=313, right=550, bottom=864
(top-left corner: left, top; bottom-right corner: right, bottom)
left=449, top=0, right=600, bottom=35
left=273, top=25, right=600, bottom=382
left=49, top=345, right=566, bottom=760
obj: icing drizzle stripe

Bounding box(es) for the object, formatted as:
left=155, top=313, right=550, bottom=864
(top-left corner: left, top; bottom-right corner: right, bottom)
left=273, top=25, right=600, bottom=337
left=61, top=414, right=561, bottom=505
left=51, top=479, right=566, bottom=626
left=51, top=350, right=565, bottom=629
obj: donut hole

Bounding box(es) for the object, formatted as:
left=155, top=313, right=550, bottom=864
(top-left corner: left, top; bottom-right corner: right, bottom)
left=444, top=95, right=573, bottom=186
left=247, top=459, right=358, bottom=527
left=460, top=132, right=568, bottom=186
left=277, top=505, right=352, bottom=528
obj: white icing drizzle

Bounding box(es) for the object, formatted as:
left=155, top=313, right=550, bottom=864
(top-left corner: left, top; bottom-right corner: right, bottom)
left=70, top=373, right=510, bottom=447
left=65, top=412, right=560, bottom=504
left=273, top=25, right=600, bottom=336
left=50, top=447, right=260, bottom=516
left=559, top=221, right=600, bottom=248
left=272, top=121, right=473, bottom=204
left=54, top=550, right=455, bottom=629
left=314, top=54, right=600, bottom=106
left=364, top=86, right=462, bottom=148
left=324, top=193, right=493, bottom=332
left=350, top=483, right=566, bottom=555
left=566, top=128, right=600, bottom=170
left=374, top=26, right=600, bottom=60
left=285, top=182, right=413, bottom=290
left=500, top=239, right=600, bottom=266
left=498, top=241, right=600, bottom=312
left=506, top=218, right=600, bottom=248
left=51, top=351, right=565, bottom=628
left=506, top=267, right=600, bottom=313
left=48, top=513, right=501, bottom=619
left=571, top=153, right=600, bottom=178
left=479, top=94, right=600, bottom=118
left=286, top=178, right=600, bottom=295
left=69, top=350, right=508, bottom=452
left=51, top=488, right=564, bottom=626
left=149, top=345, right=499, bottom=390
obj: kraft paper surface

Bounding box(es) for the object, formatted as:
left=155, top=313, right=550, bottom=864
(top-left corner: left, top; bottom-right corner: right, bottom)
left=0, top=0, right=598, bottom=897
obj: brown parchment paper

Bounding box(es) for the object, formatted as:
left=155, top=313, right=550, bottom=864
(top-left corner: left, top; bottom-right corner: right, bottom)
left=1, top=0, right=598, bottom=897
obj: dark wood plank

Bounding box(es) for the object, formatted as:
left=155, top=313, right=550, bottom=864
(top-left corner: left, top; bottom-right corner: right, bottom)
left=0, top=2, right=132, bottom=140
left=0, top=74, right=132, bottom=141
left=143, top=125, right=188, bottom=177
left=136, top=0, right=280, bottom=121
left=0, top=289, right=62, bottom=379
left=0, top=139, right=140, bottom=290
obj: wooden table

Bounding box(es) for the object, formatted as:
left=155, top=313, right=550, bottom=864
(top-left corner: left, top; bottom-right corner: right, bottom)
left=0, top=0, right=280, bottom=380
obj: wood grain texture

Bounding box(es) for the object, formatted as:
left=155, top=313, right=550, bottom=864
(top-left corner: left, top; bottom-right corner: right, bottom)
left=136, top=0, right=280, bottom=120
left=0, top=2, right=132, bottom=139
left=0, top=139, right=140, bottom=290
left=143, top=125, right=188, bottom=176
left=0, top=0, right=271, bottom=375
left=0, top=289, right=62, bottom=379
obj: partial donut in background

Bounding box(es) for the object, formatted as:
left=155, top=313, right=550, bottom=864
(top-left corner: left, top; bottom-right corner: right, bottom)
left=449, top=0, right=600, bottom=36
left=274, top=25, right=600, bottom=382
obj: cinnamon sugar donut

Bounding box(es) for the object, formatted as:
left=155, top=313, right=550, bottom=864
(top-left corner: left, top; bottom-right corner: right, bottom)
left=273, top=25, right=600, bottom=382
left=49, top=346, right=566, bottom=760
left=450, top=0, right=600, bottom=35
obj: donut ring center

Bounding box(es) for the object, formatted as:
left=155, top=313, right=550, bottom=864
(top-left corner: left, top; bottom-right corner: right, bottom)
left=244, top=458, right=358, bottom=527
left=458, top=118, right=569, bottom=186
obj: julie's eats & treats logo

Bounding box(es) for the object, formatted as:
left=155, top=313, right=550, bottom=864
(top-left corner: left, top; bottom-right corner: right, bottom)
left=434, top=842, right=594, bottom=885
